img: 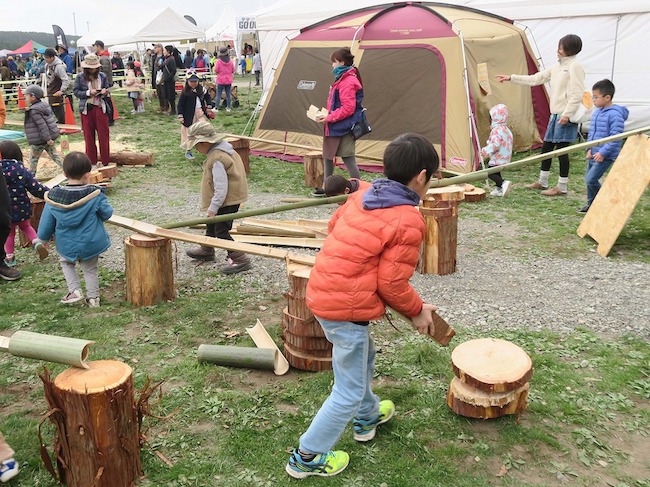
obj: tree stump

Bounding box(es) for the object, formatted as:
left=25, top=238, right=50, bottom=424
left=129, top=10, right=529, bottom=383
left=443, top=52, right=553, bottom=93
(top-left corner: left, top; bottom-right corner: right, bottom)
left=303, top=151, right=324, bottom=189
left=282, top=262, right=332, bottom=371
left=447, top=338, right=533, bottom=419
left=463, top=187, right=486, bottom=203
left=110, top=151, right=155, bottom=166
left=418, top=185, right=464, bottom=275
left=125, top=234, right=175, bottom=306
left=227, top=137, right=250, bottom=175
left=40, top=360, right=142, bottom=487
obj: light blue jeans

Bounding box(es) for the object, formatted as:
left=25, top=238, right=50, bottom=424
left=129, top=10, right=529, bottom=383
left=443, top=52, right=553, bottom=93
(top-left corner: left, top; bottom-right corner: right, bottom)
left=585, top=158, right=614, bottom=206
left=299, top=317, right=380, bottom=454
left=216, top=84, right=231, bottom=109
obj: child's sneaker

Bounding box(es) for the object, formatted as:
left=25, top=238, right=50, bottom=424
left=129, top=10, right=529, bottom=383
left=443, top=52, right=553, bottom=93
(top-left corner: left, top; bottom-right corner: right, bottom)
left=34, top=241, right=48, bottom=260
left=490, top=187, right=503, bottom=197
left=61, top=289, right=84, bottom=304
left=86, top=297, right=100, bottom=308
left=576, top=205, right=590, bottom=214
left=0, top=264, right=21, bottom=281
left=353, top=399, right=395, bottom=442
left=285, top=449, right=349, bottom=479
left=0, top=458, right=19, bottom=483
left=501, top=180, right=512, bottom=197
left=3, top=256, right=16, bottom=267
left=185, top=150, right=195, bottom=160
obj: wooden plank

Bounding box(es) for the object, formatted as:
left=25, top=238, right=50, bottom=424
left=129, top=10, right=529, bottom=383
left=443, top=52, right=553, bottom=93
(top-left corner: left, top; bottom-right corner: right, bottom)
left=3, top=118, right=81, bottom=131
left=107, top=214, right=316, bottom=266
left=577, top=134, right=650, bottom=256
left=232, top=234, right=324, bottom=249
left=238, top=219, right=318, bottom=238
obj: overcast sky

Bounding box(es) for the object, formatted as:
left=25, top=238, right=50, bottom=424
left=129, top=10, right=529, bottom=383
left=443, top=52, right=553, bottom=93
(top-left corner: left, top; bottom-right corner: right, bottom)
left=4, top=0, right=275, bottom=37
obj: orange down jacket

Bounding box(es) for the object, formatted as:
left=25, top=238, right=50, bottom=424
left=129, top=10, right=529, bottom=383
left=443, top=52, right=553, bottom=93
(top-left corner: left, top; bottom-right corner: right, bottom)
left=306, top=182, right=425, bottom=322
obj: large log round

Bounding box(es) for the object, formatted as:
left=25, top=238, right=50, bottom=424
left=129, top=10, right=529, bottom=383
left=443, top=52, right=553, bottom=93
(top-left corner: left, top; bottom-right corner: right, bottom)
left=283, top=343, right=332, bottom=372
left=42, top=360, right=142, bottom=487
left=282, top=330, right=332, bottom=355
left=125, top=234, right=175, bottom=307
left=282, top=308, right=325, bottom=338
left=447, top=377, right=529, bottom=419
left=451, top=338, right=533, bottom=393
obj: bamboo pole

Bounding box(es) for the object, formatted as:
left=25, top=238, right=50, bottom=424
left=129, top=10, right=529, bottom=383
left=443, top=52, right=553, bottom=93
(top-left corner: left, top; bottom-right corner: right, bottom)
left=197, top=345, right=277, bottom=370
left=5, top=331, right=94, bottom=368
left=159, top=195, right=347, bottom=229
left=431, top=125, right=650, bottom=188
left=223, top=132, right=384, bottom=163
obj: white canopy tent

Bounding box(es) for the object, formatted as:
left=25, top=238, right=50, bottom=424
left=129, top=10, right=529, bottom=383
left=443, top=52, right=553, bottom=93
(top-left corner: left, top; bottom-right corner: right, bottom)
left=255, top=0, right=650, bottom=129
left=77, top=7, right=205, bottom=48
left=205, top=2, right=239, bottom=43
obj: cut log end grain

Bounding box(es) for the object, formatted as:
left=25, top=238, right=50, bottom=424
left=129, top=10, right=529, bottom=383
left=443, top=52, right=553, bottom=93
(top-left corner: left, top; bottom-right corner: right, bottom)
left=53, top=360, right=132, bottom=394
left=451, top=338, right=532, bottom=393
left=447, top=377, right=529, bottom=419
left=463, top=187, right=486, bottom=203
left=283, top=343, right=332, bottom=372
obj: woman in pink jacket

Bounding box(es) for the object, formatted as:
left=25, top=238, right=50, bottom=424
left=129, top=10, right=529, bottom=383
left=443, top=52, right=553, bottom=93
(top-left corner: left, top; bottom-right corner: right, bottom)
left=214, top=47, right=235, bottom=112
left=313, top=48, right=363, bottom=196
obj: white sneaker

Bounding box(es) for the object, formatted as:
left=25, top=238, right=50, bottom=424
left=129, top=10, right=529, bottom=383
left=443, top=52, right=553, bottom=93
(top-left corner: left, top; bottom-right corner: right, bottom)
left=61, top=289, right=84, bottom=304
left=0, top=458, right=19, bottom=482
left=86, top=297, right=100, bottom=308
left=490, top=188, right=503, bottom=197
left=226, top=107, right=231, bottom=113
left=501, top=180, right=512, bottom=197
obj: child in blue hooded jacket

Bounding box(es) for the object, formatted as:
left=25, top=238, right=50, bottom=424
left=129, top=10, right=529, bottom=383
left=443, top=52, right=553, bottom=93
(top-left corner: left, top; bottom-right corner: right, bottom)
left=38, top=152, right=113, bottom=306
left=578, top=79, right=629, bottom=213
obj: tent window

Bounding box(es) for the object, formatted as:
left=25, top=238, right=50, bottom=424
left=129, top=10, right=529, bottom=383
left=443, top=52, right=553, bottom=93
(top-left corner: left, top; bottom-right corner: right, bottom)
left=360, top=47, right=442, bottom=144
left=259, top=48, right=333, bottom=134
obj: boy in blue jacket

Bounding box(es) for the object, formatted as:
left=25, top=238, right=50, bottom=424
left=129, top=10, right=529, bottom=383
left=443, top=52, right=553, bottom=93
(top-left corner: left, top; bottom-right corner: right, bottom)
left=38, top=152, right=113, bottom=306
left=578, top=79, right=629, bottom=213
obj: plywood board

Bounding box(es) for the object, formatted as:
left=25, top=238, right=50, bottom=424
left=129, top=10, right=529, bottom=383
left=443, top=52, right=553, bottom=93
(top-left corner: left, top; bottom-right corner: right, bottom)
left=232, top=234, right=324, bottom=249
left=577, top=134, right=650, bottom=256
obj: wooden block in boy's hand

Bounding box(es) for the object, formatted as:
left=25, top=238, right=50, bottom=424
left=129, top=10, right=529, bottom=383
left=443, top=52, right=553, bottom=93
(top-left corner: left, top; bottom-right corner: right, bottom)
left=429, top=311, right=455, bottom=346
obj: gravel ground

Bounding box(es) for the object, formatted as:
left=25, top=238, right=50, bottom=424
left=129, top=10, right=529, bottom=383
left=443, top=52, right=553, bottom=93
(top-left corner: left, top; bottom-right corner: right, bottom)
left=104, top=180, right=650, bottom=339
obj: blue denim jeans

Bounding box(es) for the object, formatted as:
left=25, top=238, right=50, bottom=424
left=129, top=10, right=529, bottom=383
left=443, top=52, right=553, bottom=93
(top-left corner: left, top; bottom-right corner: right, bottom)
left=216, top=84, right=231, bottom=109
left=299, top=317, right=380, bottom=454
left=585, top=158, right=614, bottom=206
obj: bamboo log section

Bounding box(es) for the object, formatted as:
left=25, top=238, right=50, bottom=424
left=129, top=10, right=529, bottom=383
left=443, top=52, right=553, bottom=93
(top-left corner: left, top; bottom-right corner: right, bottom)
left=451, top=338, right=533, bottom=393
left=41, top=361, right=142, bottom=487
left=4, top=331, right=94, bottom=368
left=197, top=345, right=277, bottom=370
left=447, top=377, right=529, bottom=419
left=430, top=125, right=650, bottom=188
left=245, top=320, right=290, bottom=375
left=124, top=234, right=175, bottom=307
left=303, top=152, right=324, bottom=189
left=109, top=151, right=155, bottom=166
left=226, top=137, right=251, bottom=175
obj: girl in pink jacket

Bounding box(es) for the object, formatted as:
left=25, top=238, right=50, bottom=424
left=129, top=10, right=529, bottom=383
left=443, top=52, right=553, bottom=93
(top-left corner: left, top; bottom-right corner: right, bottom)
left=214, top=47, right=235, bottom=112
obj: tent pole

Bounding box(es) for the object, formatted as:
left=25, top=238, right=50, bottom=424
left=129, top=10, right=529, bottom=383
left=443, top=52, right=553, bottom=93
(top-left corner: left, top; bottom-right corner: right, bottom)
left=610, top=15, right=621, bottom=81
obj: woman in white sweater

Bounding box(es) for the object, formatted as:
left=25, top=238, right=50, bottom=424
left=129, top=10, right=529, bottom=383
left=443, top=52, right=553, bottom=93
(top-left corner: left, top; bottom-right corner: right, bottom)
left=496, top=34, right=585, bottom=196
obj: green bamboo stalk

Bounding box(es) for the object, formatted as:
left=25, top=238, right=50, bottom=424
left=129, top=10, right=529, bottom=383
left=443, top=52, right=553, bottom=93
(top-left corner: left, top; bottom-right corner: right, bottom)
left=197, top=344, right=277, bottom=370
left=7, top=331, right=94, bottom=369
left=430, top=126, right=650, bottom=188
left=160, top=195, right=348, bottom=229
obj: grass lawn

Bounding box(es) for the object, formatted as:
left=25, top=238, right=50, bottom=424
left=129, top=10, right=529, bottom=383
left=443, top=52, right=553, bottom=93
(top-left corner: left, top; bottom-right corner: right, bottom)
left=0, top=85, right=648, bottom=487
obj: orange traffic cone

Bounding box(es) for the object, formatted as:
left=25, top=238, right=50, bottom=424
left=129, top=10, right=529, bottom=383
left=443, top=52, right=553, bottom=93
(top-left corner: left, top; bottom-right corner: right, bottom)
left=17, top=86, right=26, bottom=109
left=60, top=97, right=80, bottom=134
left=110, top=97, right=121, bottom=121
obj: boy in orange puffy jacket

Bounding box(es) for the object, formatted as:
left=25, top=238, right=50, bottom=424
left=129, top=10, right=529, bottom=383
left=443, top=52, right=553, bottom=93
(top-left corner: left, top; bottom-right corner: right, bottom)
left=286, top=133, right=440, bottom=479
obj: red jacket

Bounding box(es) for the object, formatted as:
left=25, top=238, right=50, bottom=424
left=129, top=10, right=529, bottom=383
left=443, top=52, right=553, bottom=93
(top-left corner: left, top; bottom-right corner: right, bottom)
left=306, top=183, right=425, bottom=321
left=325, top=68, right=362, bottom=137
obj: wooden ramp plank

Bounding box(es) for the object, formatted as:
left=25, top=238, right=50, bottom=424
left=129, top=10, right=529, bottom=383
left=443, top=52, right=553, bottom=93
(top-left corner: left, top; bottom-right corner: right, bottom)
left=577, top=134, right=650, bottom=256
left=232, top=234, right=325, bottom=249
left=107, top=215, right=316, bottom=266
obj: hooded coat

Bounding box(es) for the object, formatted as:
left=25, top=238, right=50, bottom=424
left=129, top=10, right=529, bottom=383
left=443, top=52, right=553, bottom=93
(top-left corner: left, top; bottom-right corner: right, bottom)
left=1, top=159, right=48, bottom=223
left=306, top=178, right=425, bottom=321
left=481, top=104, right=513, bottom=167
left=215, top=54, right=235, bottom=86
left=325, top=68, right=363, bottom=137
left=24, top=100, right=60, bottom=145
left=38, top=185, right=113, bottom=262
left=587, top=105, right=629, bottom=161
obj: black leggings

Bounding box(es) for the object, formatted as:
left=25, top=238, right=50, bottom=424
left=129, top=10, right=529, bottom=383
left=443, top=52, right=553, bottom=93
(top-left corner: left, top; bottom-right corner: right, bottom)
left=206, top=204, right=240, bottom=242
left=488, top=171, right=504, bottom=187
left=540, top=141, right=571, bottom=177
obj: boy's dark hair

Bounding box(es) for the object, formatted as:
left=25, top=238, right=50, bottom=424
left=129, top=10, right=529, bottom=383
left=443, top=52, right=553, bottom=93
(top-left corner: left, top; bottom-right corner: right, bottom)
left=0, top=140, right=24, bottom=162
left=592, top=79, right=615, bottom=98
left=63, top=152, right=93, bottom=179
left=324, top=174, right=350, bottom=196
left=44, top=48, right=57, bottom=58
left=558, top=34, right=582, bottom=56
left=383, top=133, right=439, bottom=185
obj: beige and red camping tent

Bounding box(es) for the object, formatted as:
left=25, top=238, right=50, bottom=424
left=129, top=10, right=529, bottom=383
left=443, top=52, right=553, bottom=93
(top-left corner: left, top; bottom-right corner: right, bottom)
left=252, top=2, right=549, bottom=173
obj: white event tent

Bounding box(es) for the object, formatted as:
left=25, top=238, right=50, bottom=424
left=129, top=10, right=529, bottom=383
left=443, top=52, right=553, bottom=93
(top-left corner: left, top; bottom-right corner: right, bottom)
left=77, top=7, right=205, bottom=48
left=254, top=0, right=650, bottom=129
